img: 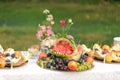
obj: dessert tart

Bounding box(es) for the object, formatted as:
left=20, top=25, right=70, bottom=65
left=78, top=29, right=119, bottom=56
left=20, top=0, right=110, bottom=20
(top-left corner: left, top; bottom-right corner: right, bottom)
left=0, top=45, right=28, bottom=68
left=93, top=44, right=106, bottom=60
left=90, top=43, right=120, bottom=63
left=28, top=45, right=40, bottom=59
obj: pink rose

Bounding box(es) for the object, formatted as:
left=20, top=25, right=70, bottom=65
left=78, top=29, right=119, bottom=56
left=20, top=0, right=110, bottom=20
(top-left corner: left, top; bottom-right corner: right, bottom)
left=47, top=29, right=53, bottom=36
left=36, top=30, right=43, bottom=39
left=60, top=20, right=65, bottom=27
left=67, top=35, right=74, bottom=40
left=47, top=26, right=52, bottom=30
left=41, top=25, right=46, bottom=32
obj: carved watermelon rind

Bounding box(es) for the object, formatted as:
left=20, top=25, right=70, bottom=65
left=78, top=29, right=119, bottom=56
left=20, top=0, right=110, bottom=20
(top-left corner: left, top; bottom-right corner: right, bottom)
left=51, top=52, right=70, bottom=59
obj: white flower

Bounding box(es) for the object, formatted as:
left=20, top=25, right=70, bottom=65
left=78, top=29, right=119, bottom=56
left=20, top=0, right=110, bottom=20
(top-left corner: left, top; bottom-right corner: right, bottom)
left=51, top=21, right=55, bottom=25
left=46, top=14, right=53, bottom=21
left=0, top=45, right=4, bottom=53
left=43, top=9, right=50, bottom=14
left=68, top=19, right=73, bottom=24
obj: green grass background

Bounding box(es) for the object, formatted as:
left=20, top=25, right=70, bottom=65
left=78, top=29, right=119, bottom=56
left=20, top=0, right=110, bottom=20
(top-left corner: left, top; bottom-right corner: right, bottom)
left=0, top=2, right=120, bottom=50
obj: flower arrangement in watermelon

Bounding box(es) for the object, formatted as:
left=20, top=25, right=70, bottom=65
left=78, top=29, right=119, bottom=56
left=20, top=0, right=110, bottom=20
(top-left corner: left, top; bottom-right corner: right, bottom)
left=36, top=9, right=56, bottom=49
left=37, top=9, right=94, bottom=71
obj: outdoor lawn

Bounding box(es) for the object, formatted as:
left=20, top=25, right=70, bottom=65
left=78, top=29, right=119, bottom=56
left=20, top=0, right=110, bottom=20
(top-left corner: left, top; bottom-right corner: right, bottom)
left=0, top=1, right=120, bottom=50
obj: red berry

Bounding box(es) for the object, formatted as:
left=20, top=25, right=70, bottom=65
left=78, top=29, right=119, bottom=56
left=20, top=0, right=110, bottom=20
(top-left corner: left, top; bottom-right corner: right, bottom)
left=0, top=53, right=5, bottom=57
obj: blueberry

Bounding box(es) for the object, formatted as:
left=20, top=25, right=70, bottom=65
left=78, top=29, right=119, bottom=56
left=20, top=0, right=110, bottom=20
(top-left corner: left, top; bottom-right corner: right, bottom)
left=6, top=59, right=11, bottom=66
left=46, top=62, right=51, bottom=68
left=11, top=54, right=15, bottom=58
left=6, top=59, right=11, bottom=63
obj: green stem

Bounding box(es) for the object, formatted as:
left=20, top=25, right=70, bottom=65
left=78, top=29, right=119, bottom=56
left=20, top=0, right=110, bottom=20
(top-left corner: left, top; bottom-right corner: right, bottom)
left=66, top=24, right=72, bottom=34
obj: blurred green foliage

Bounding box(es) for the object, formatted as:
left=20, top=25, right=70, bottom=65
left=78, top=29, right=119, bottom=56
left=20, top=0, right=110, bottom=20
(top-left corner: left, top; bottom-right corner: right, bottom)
left=0, top=2, right=120, bottom=50
left=0, top=0, right=120, bottom=4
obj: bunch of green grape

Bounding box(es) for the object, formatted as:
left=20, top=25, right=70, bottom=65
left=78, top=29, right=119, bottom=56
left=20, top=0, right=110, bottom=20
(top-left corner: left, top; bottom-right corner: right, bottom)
left=76, top=61, right=92, bottom=71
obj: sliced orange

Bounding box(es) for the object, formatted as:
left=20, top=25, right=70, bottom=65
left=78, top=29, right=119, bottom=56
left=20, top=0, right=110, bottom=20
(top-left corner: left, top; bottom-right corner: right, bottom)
left=15, top=51, right=22, bottom=58
left=0, top=57, right=6, bottom=68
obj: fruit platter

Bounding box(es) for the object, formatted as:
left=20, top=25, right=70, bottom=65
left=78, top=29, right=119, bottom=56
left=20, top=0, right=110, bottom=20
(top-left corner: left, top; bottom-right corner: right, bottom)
left=90, top=43, right=120, bottom=63
left=37, top=38, right=94, bottom=72
left=0, top=45, right=28, bottom=68
left=36, top=9, right=94, bottom=72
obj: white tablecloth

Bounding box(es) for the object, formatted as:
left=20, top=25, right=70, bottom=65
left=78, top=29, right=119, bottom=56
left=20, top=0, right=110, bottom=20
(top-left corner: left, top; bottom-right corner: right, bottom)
left=0, top=59, right=120, bottom=80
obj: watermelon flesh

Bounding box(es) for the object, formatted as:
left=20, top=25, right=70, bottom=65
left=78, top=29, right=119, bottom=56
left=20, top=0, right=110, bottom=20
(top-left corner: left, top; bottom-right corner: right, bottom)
left=52, top=38, right=82, bottom=60
left=53, top=40, right=74, bottom=55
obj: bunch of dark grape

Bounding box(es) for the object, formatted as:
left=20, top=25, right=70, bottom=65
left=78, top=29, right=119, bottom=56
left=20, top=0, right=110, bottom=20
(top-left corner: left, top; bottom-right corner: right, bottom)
left=38, top=53, right=70, bottom=71
left=37, top=52, right=92, bottom=72
left=78, top=53, right=88, bottom=64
